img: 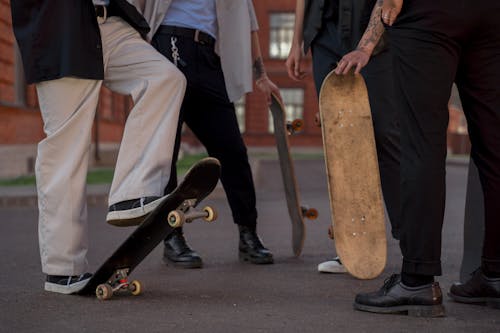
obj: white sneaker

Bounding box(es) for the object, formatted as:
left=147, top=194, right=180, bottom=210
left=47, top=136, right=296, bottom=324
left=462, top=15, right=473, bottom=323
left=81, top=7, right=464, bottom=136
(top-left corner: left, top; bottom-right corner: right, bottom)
left=45, top=273, right=92, bottom=294
left=317, top=257, right=347, bottom=273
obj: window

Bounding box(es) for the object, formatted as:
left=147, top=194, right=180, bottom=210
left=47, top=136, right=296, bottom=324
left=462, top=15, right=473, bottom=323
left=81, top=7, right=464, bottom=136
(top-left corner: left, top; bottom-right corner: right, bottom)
left=234, top=96, right=246, bottom=133
left=269, top=88, right=304, bottom=133
left=269, top=13, right=295, bottom=59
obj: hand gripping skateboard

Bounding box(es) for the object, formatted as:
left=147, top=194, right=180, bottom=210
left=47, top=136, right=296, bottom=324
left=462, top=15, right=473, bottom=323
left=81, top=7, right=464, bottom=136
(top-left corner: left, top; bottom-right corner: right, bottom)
left=77, top=157, right=221, bottom=299
left=319, top=70, right=387, bottom=279
left=269, top=93, right=318, bottom=256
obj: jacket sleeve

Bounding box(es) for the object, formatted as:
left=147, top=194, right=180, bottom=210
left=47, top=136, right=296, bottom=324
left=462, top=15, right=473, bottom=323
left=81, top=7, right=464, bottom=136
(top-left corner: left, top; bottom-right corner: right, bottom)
left=247, top=0, right=259, bottom=31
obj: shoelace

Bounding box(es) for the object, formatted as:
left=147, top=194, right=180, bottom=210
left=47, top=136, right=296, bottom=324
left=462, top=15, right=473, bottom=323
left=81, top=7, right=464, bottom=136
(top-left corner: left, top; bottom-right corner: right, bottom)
left=65, top=274, right=88, bottom=286
left=382, top=274, right=400, bottom=294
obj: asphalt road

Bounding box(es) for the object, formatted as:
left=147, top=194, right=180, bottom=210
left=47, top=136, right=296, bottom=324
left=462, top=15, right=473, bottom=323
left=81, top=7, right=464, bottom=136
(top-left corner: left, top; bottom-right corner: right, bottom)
left=1, top=159, right=498, bottom=332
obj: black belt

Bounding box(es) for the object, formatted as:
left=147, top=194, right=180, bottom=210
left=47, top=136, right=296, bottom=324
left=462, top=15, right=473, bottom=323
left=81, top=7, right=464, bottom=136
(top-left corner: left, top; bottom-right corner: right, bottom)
left=157, top=25, right=216, bottom=46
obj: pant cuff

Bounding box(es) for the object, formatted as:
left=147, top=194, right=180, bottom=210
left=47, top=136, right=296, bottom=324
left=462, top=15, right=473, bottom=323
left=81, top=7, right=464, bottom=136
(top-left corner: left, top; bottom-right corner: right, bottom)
left=482, top=257, right=500, bottom=273
left=402, top=258, right=442, bottom=276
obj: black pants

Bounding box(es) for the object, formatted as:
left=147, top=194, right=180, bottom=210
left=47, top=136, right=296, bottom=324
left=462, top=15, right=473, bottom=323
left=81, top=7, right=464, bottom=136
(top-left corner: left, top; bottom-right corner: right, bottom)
left=390, top=0, right=500, bottom=276
left=152, top=29, right=258, bottom=227
left=311, top=20, right=401, bottom=239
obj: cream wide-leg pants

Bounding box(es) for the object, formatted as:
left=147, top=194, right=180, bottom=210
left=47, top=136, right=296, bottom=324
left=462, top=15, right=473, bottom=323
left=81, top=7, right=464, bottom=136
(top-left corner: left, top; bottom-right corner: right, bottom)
left=35, top=16, right=185, bottom=275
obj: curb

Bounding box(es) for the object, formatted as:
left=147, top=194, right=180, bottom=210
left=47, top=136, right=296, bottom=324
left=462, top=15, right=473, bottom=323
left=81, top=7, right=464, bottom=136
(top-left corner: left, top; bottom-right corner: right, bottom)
left=0, top=183, right=226, bottom=208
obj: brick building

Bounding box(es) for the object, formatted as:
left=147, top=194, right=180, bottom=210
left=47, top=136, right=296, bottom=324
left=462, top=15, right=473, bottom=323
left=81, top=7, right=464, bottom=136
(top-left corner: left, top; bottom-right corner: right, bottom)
left=0, top=0, right=469, bottom=178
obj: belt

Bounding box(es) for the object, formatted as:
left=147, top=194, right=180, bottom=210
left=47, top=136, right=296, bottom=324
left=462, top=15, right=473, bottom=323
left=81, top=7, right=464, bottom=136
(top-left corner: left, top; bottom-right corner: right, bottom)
left=157, top=25, right=216, bottom=46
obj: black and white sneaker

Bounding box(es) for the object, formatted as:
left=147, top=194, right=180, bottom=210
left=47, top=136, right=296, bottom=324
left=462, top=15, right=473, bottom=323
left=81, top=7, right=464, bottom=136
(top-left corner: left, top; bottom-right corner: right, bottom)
left=106, top=196, right=166, bottom=227
left=45, top=273, right=92, bottom=294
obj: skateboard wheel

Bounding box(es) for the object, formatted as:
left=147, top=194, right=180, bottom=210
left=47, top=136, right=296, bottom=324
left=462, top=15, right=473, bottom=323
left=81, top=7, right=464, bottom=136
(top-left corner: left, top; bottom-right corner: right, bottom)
left=168, top=210, right=185, bottom=228
left=291, top=119, right=304, bottom=132
left=203, top=206, right=217, bottom=222
left=305, top=208, right=319, bottom=220
left=96, top=284, right=113, bottom=300
left=129, top=280, right=142, bottom=296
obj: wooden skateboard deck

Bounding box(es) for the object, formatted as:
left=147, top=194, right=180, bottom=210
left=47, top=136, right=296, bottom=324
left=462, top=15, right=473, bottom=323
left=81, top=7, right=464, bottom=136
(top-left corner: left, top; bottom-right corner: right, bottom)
left=319, top=70, right=387, bottom=279
left=77, top=157, right=221, bottom=299
left=460, top=159, right=484, bottom=282
left=269, top=93, right=317, bottom=256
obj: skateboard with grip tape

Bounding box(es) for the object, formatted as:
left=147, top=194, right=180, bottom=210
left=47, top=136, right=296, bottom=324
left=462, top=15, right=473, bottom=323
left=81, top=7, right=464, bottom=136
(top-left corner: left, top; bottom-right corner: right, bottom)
left=77, top=157, right=221, bottom=299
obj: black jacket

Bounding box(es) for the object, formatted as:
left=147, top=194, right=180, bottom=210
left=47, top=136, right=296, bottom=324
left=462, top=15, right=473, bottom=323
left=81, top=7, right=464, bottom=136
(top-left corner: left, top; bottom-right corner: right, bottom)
left=303, top=0, right=383, bottom=53
left=11, top=0, right=150, bottom=84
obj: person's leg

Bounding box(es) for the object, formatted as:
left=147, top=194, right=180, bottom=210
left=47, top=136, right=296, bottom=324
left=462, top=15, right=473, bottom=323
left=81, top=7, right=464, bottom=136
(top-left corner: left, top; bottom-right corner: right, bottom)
left=36, top=77, right=101, bottom=292
left=449, top=9, right=500, bottom=307
left=361, top=50, right=401, bottom=240
left=150, top=31, right=205, bottom=268
left=101, top=17, right=185, bottom=225
left=392, top=29, right=458, bottom=280
left=180, top=43, right=272, bottom=264
left=460, top=158, right=484, bottom=282
left=353, top=25, right=458, bottom=316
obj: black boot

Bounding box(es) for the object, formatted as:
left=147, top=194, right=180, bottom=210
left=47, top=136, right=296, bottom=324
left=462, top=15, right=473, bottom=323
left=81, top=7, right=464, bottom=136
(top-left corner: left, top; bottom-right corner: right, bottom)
left=448, top=268, right=500, bottom=309
left=163, top=228, right=202, bottom=268
left=238, top=225, right=274, bottom=264
left=354, top=274, right=446, bottom=317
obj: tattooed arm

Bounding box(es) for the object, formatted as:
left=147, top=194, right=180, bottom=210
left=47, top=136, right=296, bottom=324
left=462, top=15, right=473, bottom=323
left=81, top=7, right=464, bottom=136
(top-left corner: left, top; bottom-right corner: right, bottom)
left=334, top=0, right=385, bottom=75
left=251, top=30, right=282, bottom=104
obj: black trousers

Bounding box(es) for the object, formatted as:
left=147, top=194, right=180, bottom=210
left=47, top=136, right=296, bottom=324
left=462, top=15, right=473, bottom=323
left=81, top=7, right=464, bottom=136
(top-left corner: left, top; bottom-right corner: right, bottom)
left=389, top=0, right=500, bottom=275
left=152, top=30, right=258, bottom=227
left=311, top=20, right=401, bottom=239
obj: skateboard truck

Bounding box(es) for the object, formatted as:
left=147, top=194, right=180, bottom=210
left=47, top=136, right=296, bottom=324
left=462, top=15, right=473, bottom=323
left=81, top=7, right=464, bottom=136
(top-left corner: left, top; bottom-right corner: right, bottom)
left=167, top=199, right=217, bottom=228
left=96, top=268, right=142, bottom=300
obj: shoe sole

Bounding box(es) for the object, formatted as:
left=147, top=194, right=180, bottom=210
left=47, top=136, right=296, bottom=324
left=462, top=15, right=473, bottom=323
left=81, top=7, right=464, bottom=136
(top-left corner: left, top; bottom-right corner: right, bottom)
left=239, top=252, right=274, bottom=265
left=353, top=302, right=446, bottom=317
left=448, top=292, right=500, bottom=309
left=162, top=256, right=203, bottom=269
left=106, top=196, right=166, bottom=227
left=44, top=277, right=91, bottom=294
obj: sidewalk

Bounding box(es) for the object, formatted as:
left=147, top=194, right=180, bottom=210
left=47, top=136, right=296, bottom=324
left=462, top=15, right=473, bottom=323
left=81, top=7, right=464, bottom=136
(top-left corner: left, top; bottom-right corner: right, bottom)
left=0, top=155, right=470, bottom=207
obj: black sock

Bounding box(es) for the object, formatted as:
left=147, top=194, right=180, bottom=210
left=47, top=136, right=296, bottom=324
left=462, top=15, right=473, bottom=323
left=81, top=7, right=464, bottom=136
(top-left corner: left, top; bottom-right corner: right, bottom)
left=401, top=273, right=434, bottom=287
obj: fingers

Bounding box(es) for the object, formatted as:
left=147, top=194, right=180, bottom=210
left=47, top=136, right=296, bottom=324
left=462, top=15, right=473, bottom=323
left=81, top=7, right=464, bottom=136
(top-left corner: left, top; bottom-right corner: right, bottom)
left=355, top=62, right=363, bottom=75
left=285, top=61, right=305, bottom=81
left=285, top=52, right=307, bottom=81
left=334, top=59, right=350, bottom=75
left=334, top=58, right=357, bottom=75
left=285, top=58, right=297, bottom=80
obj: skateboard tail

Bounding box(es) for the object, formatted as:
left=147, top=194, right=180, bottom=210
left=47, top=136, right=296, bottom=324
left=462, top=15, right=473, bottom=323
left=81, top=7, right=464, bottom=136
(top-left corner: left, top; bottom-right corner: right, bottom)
left=175, top=157, right=221, bottom=206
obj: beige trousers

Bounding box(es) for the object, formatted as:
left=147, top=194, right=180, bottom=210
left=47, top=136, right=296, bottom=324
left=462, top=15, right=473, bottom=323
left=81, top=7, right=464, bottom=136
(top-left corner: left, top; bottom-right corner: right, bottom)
left=35, top=16, right=185, bottom=275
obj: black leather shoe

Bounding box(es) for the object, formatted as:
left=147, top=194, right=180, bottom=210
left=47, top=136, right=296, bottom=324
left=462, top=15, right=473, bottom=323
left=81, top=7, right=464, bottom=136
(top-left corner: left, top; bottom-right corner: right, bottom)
left=449, top=268, right=500, bottom=309
left=238, top=225, right=274, bottom=264
left=354, top=274, right=445, bottom=317
left=163, top=228, right=202, bottom=268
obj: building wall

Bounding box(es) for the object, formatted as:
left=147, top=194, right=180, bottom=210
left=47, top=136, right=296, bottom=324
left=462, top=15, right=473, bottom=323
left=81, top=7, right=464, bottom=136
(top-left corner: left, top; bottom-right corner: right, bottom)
left=0, top=0, right=470, bottom=177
